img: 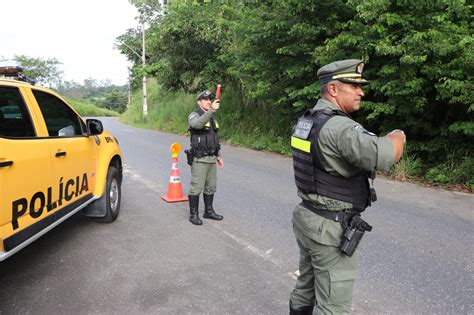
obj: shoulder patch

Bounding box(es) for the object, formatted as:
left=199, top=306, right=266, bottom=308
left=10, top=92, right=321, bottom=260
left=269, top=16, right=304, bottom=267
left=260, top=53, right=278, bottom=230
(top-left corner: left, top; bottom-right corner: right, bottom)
left=352, top=125, right=363, bottom=132
left=352, top=125, right=376, bottom=136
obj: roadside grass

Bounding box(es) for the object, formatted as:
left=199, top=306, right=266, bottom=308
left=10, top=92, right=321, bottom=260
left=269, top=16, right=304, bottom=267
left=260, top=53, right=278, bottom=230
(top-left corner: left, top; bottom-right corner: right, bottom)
left=68, top=99, right=119, bottom=117
left=388, top=153, right=473, bottom=192
left=389, top=153, right=423, bottom=181
left=121, top=79, right=194, bottom=135
left=425, top=155, right=474, bottom=191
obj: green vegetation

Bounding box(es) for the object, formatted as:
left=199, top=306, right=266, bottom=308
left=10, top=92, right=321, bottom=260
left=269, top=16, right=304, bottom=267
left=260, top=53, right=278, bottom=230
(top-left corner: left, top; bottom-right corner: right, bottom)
left=425, top=154, right=473, bottom=189
left=57, top=79, right=128, bottom=113
left=389, top=153, right=423, bottom=181
left=119, top=0, right=473, bottom=191
left=10, top=55, right=63, bottom=87
left=122, top=78, right=194, bottom=132
left=68, top=99, right=119, bottom=117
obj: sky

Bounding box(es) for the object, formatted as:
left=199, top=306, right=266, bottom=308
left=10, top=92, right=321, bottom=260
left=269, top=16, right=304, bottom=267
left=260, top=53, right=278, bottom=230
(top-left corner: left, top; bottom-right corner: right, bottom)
left=0, top=0, right=139, bottom=86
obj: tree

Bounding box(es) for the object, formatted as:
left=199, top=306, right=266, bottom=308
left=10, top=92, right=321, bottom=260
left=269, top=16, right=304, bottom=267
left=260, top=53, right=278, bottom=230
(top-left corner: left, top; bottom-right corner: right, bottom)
left=13, top=55, right=63, bottom=88
left=99, top=90, right=128, bottom=113
left=145, top=1, right=224, bottom=92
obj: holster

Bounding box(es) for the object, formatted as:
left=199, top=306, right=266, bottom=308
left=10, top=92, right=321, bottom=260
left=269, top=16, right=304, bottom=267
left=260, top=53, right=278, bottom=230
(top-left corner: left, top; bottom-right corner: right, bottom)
left=300, top=201, right=373, bottom=257
left=339, top=215, right=372, bottom=257
left=185, top=149, right=194, bottom=166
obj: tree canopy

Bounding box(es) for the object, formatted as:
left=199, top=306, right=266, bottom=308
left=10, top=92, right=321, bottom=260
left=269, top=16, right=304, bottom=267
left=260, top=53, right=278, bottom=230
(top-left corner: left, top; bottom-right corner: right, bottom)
left=6, top=55, right=64, bottom=87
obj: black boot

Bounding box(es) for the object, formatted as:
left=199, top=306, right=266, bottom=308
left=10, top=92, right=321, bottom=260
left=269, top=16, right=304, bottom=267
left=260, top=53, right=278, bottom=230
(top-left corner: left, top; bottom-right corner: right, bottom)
left=289, top=300, right=314, bottom=315
left=203, top=194, right=223, bottom=220
left=189, top=195, right=202, bottom=225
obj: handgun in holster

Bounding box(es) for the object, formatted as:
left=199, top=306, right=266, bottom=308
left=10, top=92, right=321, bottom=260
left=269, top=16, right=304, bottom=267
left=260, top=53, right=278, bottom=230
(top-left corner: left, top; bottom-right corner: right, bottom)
left=185, top=149, right=194, bottom=166
left=340, top=215, right=372, bottom=257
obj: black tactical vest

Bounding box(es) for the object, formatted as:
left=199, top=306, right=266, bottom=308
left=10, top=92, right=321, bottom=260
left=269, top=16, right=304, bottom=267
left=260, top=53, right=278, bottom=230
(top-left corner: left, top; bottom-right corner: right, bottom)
left=291, top=108, right=372, bottom=211
left=189, top=108, right=220, bottom=158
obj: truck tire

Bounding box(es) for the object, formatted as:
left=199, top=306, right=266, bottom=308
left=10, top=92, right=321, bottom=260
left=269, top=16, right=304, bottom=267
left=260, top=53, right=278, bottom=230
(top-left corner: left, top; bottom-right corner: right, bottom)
left=94, top=166, right=121, bottom=223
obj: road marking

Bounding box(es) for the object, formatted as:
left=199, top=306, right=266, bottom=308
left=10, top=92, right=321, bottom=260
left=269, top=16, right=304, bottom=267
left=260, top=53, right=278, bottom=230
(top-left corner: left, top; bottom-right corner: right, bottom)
left=123, top=164, right=164, bottom=192
left=209, top=223, right=283, bottom=269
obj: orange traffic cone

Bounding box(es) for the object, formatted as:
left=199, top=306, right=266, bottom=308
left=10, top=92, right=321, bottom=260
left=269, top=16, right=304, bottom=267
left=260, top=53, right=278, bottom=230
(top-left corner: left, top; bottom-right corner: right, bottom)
left=161, top=156, right=188, bottom=203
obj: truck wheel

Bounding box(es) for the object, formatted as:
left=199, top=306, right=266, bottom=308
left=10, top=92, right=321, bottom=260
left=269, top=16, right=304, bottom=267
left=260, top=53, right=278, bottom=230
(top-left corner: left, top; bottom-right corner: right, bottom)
left=94, top=166, right=121, bottom=223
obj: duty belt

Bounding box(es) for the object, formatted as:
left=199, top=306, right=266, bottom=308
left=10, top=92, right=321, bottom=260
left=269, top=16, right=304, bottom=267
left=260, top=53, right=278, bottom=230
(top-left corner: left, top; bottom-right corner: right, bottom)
left=301, top=200, right=355, bottom=224
left=193, top=149, right=218, bottom=158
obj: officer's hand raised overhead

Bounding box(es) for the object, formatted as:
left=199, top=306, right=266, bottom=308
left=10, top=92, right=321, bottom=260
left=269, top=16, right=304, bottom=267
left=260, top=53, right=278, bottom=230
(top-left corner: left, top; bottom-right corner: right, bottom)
left=211, top=100, right=220, bottom=111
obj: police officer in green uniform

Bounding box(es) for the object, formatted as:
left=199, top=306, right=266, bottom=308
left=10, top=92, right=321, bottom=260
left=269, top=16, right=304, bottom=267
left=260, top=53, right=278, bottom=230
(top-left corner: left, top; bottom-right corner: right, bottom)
left=289, top=60, right=406, bottom=314
left=187, top=90, right=224, bottom=225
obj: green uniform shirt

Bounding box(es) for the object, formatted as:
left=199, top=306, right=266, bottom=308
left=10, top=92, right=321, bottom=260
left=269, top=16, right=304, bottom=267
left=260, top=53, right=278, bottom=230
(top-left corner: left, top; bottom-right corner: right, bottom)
left=293, top=98, right=395, bottom=246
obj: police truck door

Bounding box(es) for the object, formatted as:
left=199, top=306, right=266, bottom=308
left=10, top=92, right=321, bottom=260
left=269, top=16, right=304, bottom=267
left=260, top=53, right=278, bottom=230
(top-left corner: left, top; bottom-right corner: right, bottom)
left=0, top=85, right=53, bottom=253
left=30, top=90, right=97, bottom=212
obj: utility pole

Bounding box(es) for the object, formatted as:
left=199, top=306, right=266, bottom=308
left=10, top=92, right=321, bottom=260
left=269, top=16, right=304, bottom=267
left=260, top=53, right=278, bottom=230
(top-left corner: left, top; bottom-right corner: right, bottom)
left=127, top=67, right=131, bottom=108
left=115, top=43, right=144, bottom=114
left=140, top=22, right=148, bottom=117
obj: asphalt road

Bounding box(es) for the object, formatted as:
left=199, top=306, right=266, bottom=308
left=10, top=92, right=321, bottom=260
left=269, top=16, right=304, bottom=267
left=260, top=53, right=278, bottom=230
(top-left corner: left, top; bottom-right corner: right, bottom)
left=0, top=117, right=472, bottom=314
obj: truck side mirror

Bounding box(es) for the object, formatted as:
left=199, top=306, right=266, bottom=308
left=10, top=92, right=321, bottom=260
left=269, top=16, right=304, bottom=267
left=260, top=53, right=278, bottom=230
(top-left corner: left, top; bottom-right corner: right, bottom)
left=87, top=119, right=104, bottom=135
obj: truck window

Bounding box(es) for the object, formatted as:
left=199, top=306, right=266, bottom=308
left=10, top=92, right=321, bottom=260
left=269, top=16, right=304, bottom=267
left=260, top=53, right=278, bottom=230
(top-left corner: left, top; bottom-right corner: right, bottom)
left=32, top=90, right=86, bottom=137
left=0, top=87, right=36, bottom=138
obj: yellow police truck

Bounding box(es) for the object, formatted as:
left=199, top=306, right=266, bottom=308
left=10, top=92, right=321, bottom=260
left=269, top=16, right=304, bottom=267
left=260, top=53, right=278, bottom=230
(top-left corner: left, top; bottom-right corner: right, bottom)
left=0, top=66, right=123, bottom=261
